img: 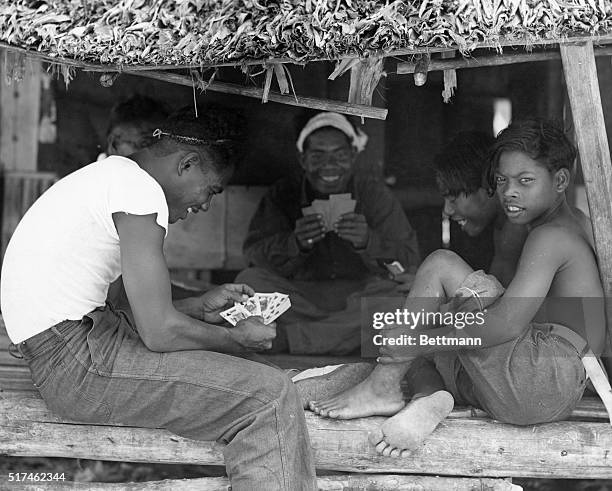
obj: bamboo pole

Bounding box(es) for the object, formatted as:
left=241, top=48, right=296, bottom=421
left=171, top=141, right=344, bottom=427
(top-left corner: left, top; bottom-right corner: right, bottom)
left=130, top=70, right=388, bottom=120
left=397, top=45, right=612, bottom=74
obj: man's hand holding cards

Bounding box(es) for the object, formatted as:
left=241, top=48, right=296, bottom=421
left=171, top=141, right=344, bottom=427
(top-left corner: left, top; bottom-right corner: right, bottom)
left=301, top=193, right=356, bottom=231
left=220, top=292, right=291, bottom=326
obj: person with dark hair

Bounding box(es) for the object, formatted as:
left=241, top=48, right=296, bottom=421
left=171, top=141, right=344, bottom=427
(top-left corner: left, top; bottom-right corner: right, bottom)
left=236, top=111, right=421, bottom=355
left=305, top=118, right=609, bottom=457
left=100, top=94, right=169, bottom=159
left=1, top=107, right=316, bottom=491
left=435, top=131, right=527, bottom=286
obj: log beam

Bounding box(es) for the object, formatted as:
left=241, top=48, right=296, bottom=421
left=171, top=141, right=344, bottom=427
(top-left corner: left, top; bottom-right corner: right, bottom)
left=397, top=45, right=612, bottom=74
left=1, top=390, right=611, bottom=479
left=130, top=71, right=387, bottom=120
left=10, top=475, right=518, bottom=491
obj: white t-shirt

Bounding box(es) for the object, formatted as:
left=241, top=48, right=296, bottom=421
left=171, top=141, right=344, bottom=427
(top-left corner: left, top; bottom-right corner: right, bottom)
left=1, top=156, right=169, bottom=343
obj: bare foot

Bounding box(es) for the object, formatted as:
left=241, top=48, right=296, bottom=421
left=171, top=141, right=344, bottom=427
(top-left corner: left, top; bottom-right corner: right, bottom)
left=309, top=365, right=406, bottom=419
left=293, top=363, right=374, bottom=409
left=368, top=390, right=454, bottom=457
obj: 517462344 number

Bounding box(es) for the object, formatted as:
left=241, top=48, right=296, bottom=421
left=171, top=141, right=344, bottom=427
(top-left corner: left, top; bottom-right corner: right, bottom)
left=8, top=472, right=66, bottom=482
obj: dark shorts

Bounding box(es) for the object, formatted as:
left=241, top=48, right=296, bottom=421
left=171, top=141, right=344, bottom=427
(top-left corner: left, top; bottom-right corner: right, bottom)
left=433, top=270, right=587, bottom=425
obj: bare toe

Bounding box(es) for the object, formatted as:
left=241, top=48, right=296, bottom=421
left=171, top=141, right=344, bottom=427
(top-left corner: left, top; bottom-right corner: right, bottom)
left=375, top=390, right=454, bottom=453
left=375, top=441, right=389, bottom=455
left=382, top=445, right=394, bottom=457
left=368, top=427, right=385, bottom=447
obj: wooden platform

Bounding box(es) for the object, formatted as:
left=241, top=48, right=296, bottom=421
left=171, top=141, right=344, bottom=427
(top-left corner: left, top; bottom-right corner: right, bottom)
left=1, top=320, right=611, bottom=490
left=1, top=388, right=611, bottom=479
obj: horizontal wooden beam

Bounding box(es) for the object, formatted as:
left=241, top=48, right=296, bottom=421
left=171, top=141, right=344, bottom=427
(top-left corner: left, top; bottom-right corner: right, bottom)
left=397, top=45, right=612, bottom=74
left=0, top=45, right=386, bottom=120
left=4, top=33, right=612, bottom=71
left=124, top=70, right=387, bottom=120
left=11, top=475, right=518, bottom=491
left=1, top=390, right=611, bottom=478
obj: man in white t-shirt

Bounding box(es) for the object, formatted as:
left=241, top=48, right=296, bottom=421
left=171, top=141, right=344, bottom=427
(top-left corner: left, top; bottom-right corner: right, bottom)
left=1, top=107, right=316, bottom=491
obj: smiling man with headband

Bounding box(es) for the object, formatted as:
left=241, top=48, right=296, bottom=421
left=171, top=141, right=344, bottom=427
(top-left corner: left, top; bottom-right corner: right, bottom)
left=236, top=111, right=421, bottom=355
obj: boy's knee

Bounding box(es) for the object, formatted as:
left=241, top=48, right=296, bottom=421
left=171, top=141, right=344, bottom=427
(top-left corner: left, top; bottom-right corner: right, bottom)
left=482, top=386, right=575, bottom=425
left=424, top=249, right=462, bottom=269
left=491, top=404, right=563, bottom=426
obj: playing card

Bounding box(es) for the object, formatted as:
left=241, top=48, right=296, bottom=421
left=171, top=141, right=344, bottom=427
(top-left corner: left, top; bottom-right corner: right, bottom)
left=239, top=296, right=262, bottom=317
left=311, top=200, right=330, bottom=230
left=254, top=292, right=276, bottom=313
left=221, top=292, right=291, bottom=326
left=329, top=194, right=356, bottom=226
left=301, top=205, right=316, bottom=217
left=260, top=292, right=285, bottom=319
left=304, top=194, right=356, bottom=231
left=330, top=193, right=352, bottom=201
left=219, top=304, right=249, bottom=326
left=263, top=295, right=291, bottom=325
left=261, top=293, right=281, bottom=317
left=291, top=364, right=346, bottom=382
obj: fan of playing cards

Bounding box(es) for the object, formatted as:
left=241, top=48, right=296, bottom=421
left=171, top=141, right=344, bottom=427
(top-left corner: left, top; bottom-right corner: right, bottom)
left=220, top=292, right=291, bottom=326
left=302, top=193, right=356, bottom=231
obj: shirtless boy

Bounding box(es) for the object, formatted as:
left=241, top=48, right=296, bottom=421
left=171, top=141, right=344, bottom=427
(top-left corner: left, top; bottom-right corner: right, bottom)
left=308, top=118, right=606, bottom=457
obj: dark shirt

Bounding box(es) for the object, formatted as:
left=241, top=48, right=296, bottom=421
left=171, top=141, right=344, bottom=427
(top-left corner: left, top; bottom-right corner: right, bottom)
left=243, top=174, right=421, bottom=281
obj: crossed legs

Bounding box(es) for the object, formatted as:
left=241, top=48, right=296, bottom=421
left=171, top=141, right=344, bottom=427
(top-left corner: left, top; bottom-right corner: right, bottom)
left=301, top=250, right=473, bottom=456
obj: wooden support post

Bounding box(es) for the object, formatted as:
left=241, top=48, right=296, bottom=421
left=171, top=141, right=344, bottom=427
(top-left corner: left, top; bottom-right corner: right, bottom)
left=560, top=41, right=612, bottom=363
left=348, top=56, right=385, bottom=106
left=0, top=56, right=41, bottom=171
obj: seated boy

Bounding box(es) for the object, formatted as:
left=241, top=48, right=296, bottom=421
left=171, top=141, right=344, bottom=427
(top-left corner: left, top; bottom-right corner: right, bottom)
left=306, top=118, right=607, bottom=457
left=98, top=95, right=168, bottom=160
left=435, top=131, right=527, bottom=287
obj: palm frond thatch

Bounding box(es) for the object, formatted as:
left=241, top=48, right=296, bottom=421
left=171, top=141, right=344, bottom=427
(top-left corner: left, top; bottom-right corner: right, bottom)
left=0, top=0, right=610, bottom=67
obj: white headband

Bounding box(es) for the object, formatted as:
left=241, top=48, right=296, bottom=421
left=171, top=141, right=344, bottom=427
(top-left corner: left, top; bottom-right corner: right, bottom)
left=296, top=112, right=368, bottom=153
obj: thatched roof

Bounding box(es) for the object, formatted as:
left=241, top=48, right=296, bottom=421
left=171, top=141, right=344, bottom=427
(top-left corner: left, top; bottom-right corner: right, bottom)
left=1, top=0, right=611, bottom=68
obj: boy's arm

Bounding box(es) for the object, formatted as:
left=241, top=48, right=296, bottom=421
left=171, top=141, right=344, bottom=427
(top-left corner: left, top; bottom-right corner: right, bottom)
left=488, top=222, right=528, bottom=287
left=114, top=212, right=276, bottom=352
left=494, top=225, right=564, bottom=321
left=379, top=226, right=565, bottom=361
